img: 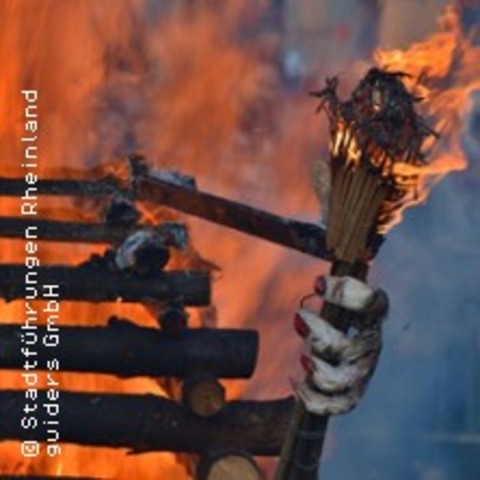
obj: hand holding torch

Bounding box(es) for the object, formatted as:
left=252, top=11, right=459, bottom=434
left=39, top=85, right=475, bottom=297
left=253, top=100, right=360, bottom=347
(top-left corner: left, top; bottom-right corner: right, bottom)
left=275, top=67, right=438, bottom=480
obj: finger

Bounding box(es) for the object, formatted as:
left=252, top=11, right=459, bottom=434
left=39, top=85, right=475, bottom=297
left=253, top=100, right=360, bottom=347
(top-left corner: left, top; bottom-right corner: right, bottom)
left=295, top=308, right=350, bottom=356
left=295, top=381, right=358, bottom=416
left=301, top=354, right=358, bottom=394
left=295, top=309, right=382, bottom=360
left=364, top=288, right=389, bottom=317
left=314, top=275, right=382, bottom=313
left=342, top=330, right=382, bottom=363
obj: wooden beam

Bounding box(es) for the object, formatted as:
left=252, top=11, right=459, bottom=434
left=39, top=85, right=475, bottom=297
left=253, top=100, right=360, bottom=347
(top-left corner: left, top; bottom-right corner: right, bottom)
left=0, top=390, right=294, bottom=456
left=0, top=176, right=122, bottom=197
left=0, top=173, right=331, bottom=260
left=0, top=321, right=258, bottom=379
left=136, top=175, right=332, bottom=260
left=0, top=217, right=188, bottom=247
left=0, top=264, right=210, bottom=305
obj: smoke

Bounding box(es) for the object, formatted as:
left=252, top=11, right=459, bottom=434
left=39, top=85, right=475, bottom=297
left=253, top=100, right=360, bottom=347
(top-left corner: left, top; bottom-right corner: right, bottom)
left=1, top=0, right=478, bottom=478
left=320, top=3, right=480, bottom=480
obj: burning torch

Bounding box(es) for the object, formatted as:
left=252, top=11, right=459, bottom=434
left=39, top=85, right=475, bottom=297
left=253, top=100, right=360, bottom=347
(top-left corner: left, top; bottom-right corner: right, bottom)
left=274, top=68, right=438, bottom=480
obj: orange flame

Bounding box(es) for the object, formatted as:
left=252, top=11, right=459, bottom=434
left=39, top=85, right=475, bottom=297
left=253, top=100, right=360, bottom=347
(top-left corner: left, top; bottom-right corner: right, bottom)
left=0, top=1, right=318, bottom=478
left=1, top=1, right=475, bottom=478
left=375, top=5, right=473, bottom=197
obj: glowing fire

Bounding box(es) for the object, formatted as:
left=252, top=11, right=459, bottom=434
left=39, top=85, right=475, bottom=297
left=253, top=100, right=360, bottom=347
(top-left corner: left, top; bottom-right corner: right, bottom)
left=0, top=1, right=476, bottom=478
left=0, top=1, right=262, bottom=477
left=326, top=5, right=475, bottom=236
left=375, top=5, right=474, bottom=195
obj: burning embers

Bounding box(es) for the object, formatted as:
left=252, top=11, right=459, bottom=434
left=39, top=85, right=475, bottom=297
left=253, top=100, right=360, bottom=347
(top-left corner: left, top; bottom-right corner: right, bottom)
left=0, top=158, right=295, bottom=479
left=311, top=68, right=438, bottom=263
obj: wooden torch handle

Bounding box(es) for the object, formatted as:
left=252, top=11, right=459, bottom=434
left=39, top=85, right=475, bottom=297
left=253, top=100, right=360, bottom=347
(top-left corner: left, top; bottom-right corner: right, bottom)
left=275, top=260, right=368, bottom=480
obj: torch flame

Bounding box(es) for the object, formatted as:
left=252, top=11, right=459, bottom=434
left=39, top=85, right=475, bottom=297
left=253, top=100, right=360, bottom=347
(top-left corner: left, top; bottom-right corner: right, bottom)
left=0, top=1, right=476, bottom=478
left=374, top=4, right=474, bottom=229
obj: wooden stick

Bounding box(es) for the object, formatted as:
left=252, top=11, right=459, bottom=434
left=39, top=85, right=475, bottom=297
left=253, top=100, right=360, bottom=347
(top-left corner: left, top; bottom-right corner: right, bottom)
left=182, top=374, right=226, bottom=417
left=196, top=450, right=263, bottom=480
left=0, top=390, right=294, bottom=455
left=0, top=217, right=188, bottom=248
left=0, top=322, right=259, bottom=379
left=0, top=264, right=210, bottom=306
left=136, top=175, right=333, bottom=260
left=0, top=176, right=123, bottom=197
left=275, top=261, right=368, bottom=480
left=0, top=216, right=137, bottom=244
left=158, top=304, right=189, bottom=335
left=0, top=174, right=331, bottom=259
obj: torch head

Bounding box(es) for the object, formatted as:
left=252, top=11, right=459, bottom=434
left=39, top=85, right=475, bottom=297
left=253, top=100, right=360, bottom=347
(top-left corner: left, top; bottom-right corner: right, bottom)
left=311, top=68, right=438, bottom=262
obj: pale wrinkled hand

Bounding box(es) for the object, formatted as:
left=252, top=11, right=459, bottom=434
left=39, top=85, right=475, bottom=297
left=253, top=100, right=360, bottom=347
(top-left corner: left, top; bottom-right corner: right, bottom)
left=294, top=275, right=388, bottom=416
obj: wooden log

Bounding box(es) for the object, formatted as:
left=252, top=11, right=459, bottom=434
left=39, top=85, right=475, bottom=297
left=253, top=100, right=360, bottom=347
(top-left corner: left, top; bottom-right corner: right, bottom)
left=0, top=264, right=210, bottom=305
left=275, top=261, right=369, bottom=479
left=182, top=374, right=226, bottom=418
left=0, top=321, right=259, bottom=379
left=0, top=217, right=188, bottom=248
left=136, top=175, right=333, bottom=260
left=0, top=176, right=122, bottom=197
left=0, top=216, right=138, bottom=244
left=159, top=304, right=189, bottom=334
left=103, top=195, right=140, bottom=225
left=196, top=450, right=263, bottom=480
left=0, top=174, right=331, bottom=260
left=0, top=390, right=294, bottom=455
left=114, top=230, right=170, bottom=275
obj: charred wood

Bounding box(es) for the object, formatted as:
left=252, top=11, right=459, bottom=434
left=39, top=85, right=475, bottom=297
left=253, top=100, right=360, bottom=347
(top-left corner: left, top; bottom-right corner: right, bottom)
left=0, top=321, right=258, bottom=379
left=0, top=391, right=294, bottom=456
left=158, top=303, right=189, bottom=334
left=0, top=176, right=122, bottom=197
left=136, top=174, right=333, bottom=260
left=114, top=230, right=170, bottom=275
left=0, top=174, right=331, bottom=260
left=182, top=374, right=226, bottom=418
left=0, top=217, right=188, bottom=248
left=103, top=195, right=140, bottom=225
left=0, top=264, right=210, bottom=305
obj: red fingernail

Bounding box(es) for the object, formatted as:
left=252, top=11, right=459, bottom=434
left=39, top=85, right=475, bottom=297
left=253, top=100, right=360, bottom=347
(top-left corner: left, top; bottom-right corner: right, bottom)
left=300, top=354, right=315, bottom=373
left=294, top=313, right=309, bottom=337
left=314, top=276, right=326, bottom=296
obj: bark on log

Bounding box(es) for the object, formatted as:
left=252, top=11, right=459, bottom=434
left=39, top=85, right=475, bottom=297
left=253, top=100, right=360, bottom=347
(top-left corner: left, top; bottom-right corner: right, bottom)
left=0, top=176, right=122, bottom=197
left=0, top=264, right=210, bottom=305
left=0, top=322, right=258, bottom=379
left=0, top=391, right=294, bottom=456
left=158, top=304, right=189, bottom=334
left=196, top=450, right=263, bottom=480
left=136, top=175, right=332, bottom=261
left=0, top=175, right=331, bottom=260
left=0, top=217, right=188, bottom=248
left=182, top=374, right=226, bottom=417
